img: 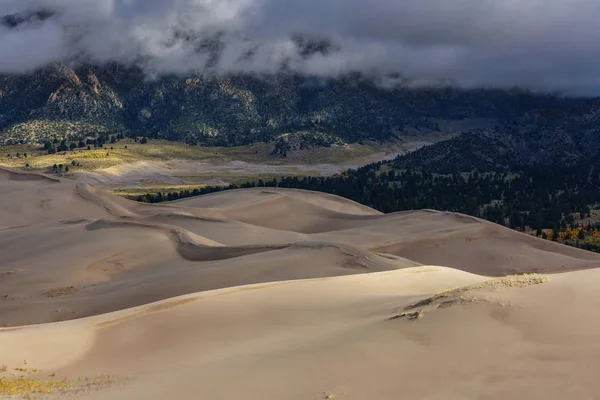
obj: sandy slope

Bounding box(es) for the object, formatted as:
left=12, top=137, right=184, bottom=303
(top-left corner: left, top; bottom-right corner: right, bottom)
left=2, top=166, right=600, bottom=399
left=2, top=268, right=600, bottom=399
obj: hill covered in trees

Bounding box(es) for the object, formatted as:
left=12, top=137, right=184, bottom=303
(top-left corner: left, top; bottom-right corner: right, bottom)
left=392, top=99, right=600, bottom=172
left=0, top=63, right=578, bottom=150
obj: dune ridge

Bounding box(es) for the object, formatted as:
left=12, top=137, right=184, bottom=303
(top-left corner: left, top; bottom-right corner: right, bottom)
left=2, top=166, right=600, bottom=399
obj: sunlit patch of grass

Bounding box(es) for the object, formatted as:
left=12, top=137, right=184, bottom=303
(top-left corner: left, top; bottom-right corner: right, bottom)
left=111, top=184, right=212, bottom=199
left=390, top=274, right=549, bottom=321
left=0, top=361, right=114, bottom=399
left=413, top=273, right=549, bottom=309
left=0, top=375, right=113, bottom=399
left=0, top=140, right=266, bottom=173
left=0, top=376, right=68, bottom=398
left=0, top=138, right=385, bottom=176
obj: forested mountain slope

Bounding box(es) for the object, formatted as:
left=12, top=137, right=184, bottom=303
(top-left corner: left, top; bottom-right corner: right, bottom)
left=0, top=64, right=575, bottom=148
left=393, top=98, right=600, bottom=172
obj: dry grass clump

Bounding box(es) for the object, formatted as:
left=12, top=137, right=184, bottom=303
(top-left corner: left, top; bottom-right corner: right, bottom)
left=0, top=270, right=17, bottom=279
left=0, top=374, right=113, bottom=399
left=0, top=377, right=71, bottom=398
left=44, top=286, right=78, bottom=298
left=390, top=274, right=549, bottom=321
left=389, top=311, right=423, bottom=321
left=408, top=274, right=548, bottom=310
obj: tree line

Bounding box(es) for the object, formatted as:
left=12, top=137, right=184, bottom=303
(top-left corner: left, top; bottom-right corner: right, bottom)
left=137, top=157, right=600, bottom=235
left=43, top=133, right=150, bottom=154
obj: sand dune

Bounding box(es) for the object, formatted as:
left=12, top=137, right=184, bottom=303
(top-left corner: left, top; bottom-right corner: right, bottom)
left=2, top=166, right=600, bottom=399
left=174, top=187, right=381, bottom=215
left=2, top=267, right=600, bottom=399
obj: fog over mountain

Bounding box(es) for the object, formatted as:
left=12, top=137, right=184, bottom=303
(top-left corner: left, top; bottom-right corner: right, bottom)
left=1, top=0, right=599, bottom=93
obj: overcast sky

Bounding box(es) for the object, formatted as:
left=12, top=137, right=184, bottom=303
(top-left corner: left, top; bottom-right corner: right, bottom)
left=1, top=0, right=599, bottom=94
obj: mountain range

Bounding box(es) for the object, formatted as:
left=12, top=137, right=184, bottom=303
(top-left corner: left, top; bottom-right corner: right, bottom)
left=0, top=64, right=579, bottom=153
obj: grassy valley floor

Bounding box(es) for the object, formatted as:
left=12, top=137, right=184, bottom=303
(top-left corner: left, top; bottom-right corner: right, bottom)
left=0, top=136, right=442, bottom=193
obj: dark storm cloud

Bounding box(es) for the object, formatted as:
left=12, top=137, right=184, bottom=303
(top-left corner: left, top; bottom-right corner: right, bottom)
left=1, top=0, right=600, bottom=93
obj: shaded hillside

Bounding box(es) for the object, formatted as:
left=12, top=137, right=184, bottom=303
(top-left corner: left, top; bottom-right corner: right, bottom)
left=0, top=64, right=574, bottom=147
left=393, top=99, right=600, bottom=172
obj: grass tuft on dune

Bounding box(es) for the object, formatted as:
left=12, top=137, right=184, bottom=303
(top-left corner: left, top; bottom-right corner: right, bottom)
left=0, top=374, right=113, bottom=398
left=390, top=273, right=550, bottom=321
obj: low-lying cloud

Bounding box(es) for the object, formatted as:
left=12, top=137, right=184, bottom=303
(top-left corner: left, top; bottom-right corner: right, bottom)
left=1, top=0, right=600, bottom=93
